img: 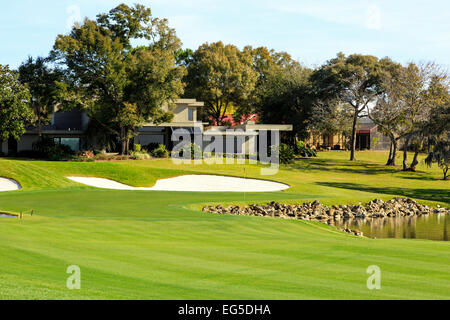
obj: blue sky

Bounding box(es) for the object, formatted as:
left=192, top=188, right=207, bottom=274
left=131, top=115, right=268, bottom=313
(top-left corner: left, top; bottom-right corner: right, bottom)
left=1, top=0, right=450, bottom=69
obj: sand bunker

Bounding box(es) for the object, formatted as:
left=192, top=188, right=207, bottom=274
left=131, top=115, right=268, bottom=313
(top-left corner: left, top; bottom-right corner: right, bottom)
left=0, top=178, right=21, bottom=192
left=68, top=175, right=290, bottom=192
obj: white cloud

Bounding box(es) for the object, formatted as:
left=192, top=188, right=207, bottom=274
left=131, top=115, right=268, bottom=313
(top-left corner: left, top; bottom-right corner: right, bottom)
left=266, top=0, right=371, bottom=27
left=66, top=5, right=82, bottom=30
left=366, top=4, right=382, bottom=30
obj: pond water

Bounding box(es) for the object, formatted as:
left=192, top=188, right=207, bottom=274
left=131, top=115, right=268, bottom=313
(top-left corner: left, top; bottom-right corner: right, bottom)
left=0, top=214, right=16, bottom=219
left=333, top=214, right=449, bottom=241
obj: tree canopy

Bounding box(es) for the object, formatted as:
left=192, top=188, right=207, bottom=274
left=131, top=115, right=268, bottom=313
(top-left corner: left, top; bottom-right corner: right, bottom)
left=184, top=42, right=258, bottom=125
left=18, top=56, right=64, bottom=136
left=311, top=53, right=388, bottom=160
left=0, top=64, right=33, bottom=142
left=256, top=59, right=313, bottom=141
left=51, top=3, right=184, bottom=154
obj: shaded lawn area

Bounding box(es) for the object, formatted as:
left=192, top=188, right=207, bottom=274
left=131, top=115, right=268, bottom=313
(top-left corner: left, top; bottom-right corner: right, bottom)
left=316, top=182, right=449, bottom=204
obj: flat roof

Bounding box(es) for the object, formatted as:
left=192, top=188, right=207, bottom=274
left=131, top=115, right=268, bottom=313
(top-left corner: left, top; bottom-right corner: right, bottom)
left=175, top=99, right=205, bottom=107
left=203, top=130, right=259, bottom=136
left=144, top=122, right=206, bottom=128
left=242, top=124, right=293, bottom=131
left=25, top=130, right=85, bottom=135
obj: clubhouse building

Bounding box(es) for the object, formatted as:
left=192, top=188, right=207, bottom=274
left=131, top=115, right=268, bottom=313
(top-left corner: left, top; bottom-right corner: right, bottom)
left=1, top=99, right=293, bottom=156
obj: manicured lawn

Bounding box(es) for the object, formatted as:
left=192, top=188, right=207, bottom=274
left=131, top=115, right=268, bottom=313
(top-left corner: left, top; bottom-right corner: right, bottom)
left=0, top=151, right=449, bottom=299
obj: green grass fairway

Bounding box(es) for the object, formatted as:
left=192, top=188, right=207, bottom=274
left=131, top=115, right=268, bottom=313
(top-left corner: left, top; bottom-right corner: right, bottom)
left=0, top=151, right=449, bottom=300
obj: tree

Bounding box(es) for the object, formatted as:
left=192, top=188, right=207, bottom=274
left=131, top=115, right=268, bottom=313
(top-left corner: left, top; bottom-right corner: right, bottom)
left=309, top=98, right=353, bottom=149
left=425, top=90, right=450, bottom=138
left=175, top=48, right=194, bottom=68
left=408, top=72, right=448, bottom=171
left=366, top=61, right=448, bottom=169
left=311, top=53, right=386, bottom=161
left=397, top=63, right=428, bottom=171
left=424, top=98, right=450, bottom=180
left=242, top=46, right=302, bottom=122
left=256, top=61, right=313, bottom=142
left=184, top=42, right=258, bottom=125
left=0, top=64, right=33, bottom=143
left=367, top=60, right=406, bottom=166
left=393, top=63, right=449, bottom=171
left=426, top=140, right=450, bottom=180
left=18, top=56, right=64, bottom=137
left=51, top=4, right=184, bottom=154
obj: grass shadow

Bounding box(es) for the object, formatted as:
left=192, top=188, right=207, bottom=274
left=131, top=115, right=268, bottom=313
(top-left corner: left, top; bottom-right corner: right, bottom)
left=291, top=158, right=401, bottom=175
left=316, top=182, right=450, bottom=204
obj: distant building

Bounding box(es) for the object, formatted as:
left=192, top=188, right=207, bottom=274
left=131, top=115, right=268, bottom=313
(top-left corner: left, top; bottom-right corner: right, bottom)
left=356, top=118, right=391, bottom=151
left=1, top=108, right=89, bottom=155
left=306, top=118, right=391, bottom=151
left=1, top=99, right=292, bottom=155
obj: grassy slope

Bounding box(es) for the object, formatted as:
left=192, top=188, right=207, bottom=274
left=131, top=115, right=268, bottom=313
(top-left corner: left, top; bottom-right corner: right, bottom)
left=0, top=151, right=449, bottom=300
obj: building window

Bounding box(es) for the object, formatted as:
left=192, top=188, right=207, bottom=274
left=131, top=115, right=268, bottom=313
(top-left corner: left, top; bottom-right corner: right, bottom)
left=188, top=108, right=194, bottom=121
left=54, top=138, right=81, bottom=151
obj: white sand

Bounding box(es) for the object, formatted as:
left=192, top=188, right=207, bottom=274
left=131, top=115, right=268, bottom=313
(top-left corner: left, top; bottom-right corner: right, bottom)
left=0, top=177, right=21, bottom=191
left=68, top=175, right=290, bottom=192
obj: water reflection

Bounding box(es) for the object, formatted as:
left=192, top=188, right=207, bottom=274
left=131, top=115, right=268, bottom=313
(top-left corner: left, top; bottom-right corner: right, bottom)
left=333, top=214, right=449, bottom=241
left=0, top=214, right=16, bottom=219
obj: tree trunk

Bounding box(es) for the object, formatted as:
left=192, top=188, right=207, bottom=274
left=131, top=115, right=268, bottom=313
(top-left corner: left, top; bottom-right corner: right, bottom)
left=220, top=101, right=229, bottom=126
left=387, top=142, right=393, bottom=165
left=121, top=141, right=127, bottom=155
left=386, top=139, right=398, bottom=167
left=120, top=126, right=127, bottom=155
left=444, top=166, right=449, bottom=180
left=409, top=151, right=420, bottom=172
left=350, top=110, right=358, bottom=161
left=391, top=140, right=398, bottom=166
left=215, top=114, right=221, bottom=126
left=37, top=104, right=42, bottom=138
left=402, top=137, right=410, bottom=171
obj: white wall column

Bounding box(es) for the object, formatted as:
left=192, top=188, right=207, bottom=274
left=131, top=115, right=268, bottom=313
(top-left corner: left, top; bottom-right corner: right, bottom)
left=1, top=141, right=7, bottom=155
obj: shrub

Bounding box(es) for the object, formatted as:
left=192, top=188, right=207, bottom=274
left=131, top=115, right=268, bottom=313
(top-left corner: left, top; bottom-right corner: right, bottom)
left=93, top=150, right=104, bottom=156
left=151, top=144, right=169, bottom=158
left=272, top=143, right=295, bottom=164
left=113, top=155, right=130, bottom=161
left=295, top=141, right=317, bottom=158
left=171, top=143, right=203, bottom=159
left=134, top=144, right=142, bottom=152
left=94, top=153, right=114, bottom=161
left=190, top=143, right=203, bottom=160
left=130, top=150, right=151, bottom=160
left=47, top=145, right=74, bottom=161
left=72, top=151, right=95, bottom=162
left=72, top=156, right=95, bottom=163
left=32, top=137, right=74, bottom=161
left=77, top=151, right=95, bottom=159
left=144, top=143, right=160, bottom=153
left=16, top=150, right=43, bottom=159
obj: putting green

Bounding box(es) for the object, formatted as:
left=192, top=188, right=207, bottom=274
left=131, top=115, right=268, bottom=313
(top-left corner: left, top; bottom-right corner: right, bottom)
left=0, top=151, right=449, bottom=300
